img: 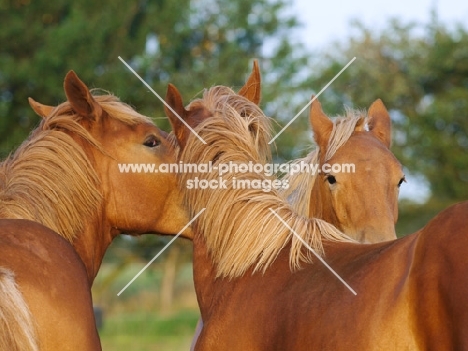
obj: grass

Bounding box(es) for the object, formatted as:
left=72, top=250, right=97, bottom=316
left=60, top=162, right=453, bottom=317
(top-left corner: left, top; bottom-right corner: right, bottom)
left=99, top=309, right=199, bottom=351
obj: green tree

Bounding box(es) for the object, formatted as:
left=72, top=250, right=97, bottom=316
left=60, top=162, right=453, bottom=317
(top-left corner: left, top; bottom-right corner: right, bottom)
left=0, top=0, right=161, bottom=155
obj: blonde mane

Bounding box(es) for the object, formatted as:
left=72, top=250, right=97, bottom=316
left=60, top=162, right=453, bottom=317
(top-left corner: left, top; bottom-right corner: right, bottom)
left=0, top=93, right=152, bottom=243
left=180, top=87, right=352, bottom=278
left=280, top=109, right=368, bottom=216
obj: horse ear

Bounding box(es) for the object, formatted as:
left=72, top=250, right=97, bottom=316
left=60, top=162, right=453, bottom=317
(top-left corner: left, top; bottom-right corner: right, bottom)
left=63, top=71, right=102, bottom=121
left=309, top=96, right=333, bottom=150
left=238, top=60, right=261, bottom=105
left=368, top=99, right=392, bottom=148
left=165, top=84, right=189, bottom=143
left=28, top=97, right=55, bottom=118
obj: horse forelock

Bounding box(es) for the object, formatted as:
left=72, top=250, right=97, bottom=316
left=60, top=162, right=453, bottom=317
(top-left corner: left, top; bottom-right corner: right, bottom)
left=323, top=108, right=368, bottom=162
left=179, top=87, right=351, bottom=279
left=0, top=92, right=149, bottom=242
left=280, top=109, right=368, bottom=217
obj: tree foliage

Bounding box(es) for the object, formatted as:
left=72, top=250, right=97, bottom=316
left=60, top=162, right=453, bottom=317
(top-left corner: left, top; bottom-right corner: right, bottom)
left=0, top=0, right=309, bottom=159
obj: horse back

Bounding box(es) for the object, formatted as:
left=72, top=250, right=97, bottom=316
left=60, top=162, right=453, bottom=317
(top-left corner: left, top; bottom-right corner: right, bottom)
left=410, top=201, right=468, bottom=349
left=0, top=219, right=101, bottom=351
left=193, top=202, right=468, bottom=350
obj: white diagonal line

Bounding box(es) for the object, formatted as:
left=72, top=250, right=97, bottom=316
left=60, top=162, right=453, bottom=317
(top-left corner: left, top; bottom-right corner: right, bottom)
left=269, top=209, right=357, bottom=295
left=268, top=57, right=356, bottom=144
left=118, top=56, right=206, bottom=144
left=117, top=208, right=206, bottom=296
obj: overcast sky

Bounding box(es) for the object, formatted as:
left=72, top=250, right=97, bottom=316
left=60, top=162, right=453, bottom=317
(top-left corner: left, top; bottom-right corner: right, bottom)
left=293, top=0, right=468, bottom=49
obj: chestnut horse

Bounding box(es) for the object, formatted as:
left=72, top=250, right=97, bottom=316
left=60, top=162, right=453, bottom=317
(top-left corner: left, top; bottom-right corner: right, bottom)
left=168, top=62, right=404, bottom=349
left=281, top=98, right=404, bottom=242
left=0, top=71, right=190, bottom=350
left=166, top=82, right=468, bottom=350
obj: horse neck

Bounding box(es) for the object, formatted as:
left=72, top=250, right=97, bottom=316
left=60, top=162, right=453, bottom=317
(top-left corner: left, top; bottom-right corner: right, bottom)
left=0, top=130, right=110, bottom=285
left=71, top=209, right=116, bottom=285
left=193, top=232, right=219, bottom=320
left=192, top=229, right=293, bottom=321
left=69, top=145, right=115, bottom=285
left=192, top=232, right=255, bottom=321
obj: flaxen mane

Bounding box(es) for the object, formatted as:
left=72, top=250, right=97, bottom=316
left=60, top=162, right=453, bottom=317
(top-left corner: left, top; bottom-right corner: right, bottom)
left=0, top=93, right=152, bottom=242
left=280, top=109, right=368, bottom=216
left=180, top=87, right=352, bottom=278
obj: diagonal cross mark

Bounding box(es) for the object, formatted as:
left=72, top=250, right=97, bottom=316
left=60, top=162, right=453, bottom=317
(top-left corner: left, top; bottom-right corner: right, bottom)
left=117, top=208, right=206, bottom=296
left=268, top=57, right=356, bottom=144
left=118, top=56, right=207, bottom=144
left=269, top=208, right=357, bottom=295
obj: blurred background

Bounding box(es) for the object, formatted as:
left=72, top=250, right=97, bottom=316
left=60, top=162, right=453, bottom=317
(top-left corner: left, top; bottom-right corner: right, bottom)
left=1, top=0, right=467, bottom=349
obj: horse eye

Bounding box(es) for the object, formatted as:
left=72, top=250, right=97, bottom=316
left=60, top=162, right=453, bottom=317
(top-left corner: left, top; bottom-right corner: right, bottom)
left=398, top=176, right=406, bottom=188
left=144, top=136, right=160, bottom=148
left=326, top=175, right=337, bottom=185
